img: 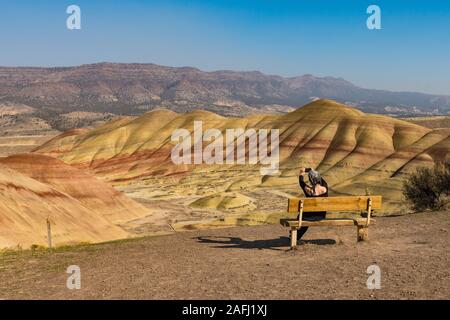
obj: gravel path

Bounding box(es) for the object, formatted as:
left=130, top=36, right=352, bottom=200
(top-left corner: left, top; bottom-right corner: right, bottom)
left=0, top=211, right=449, bottom=299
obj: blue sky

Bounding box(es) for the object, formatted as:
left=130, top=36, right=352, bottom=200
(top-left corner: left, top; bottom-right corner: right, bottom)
left=0, top=0, right=449, bottom=95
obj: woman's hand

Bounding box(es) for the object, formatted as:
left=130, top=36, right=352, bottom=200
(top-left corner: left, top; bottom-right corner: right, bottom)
left=299, top=167, right=306, bottom=175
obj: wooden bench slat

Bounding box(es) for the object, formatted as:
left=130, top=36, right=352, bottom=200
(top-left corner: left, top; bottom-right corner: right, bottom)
left=288, top=196, right=382, bottom=213
left=280, top=218, right=376, bottom=228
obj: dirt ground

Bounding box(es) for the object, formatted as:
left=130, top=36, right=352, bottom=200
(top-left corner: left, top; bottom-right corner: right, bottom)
left=0, top=211, right=449, bottom=300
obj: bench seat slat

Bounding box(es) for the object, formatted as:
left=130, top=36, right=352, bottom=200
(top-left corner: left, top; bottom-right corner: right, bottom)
left=280, top=218, right=376, bottom=228
left=288, top=196, right=382, bottom=213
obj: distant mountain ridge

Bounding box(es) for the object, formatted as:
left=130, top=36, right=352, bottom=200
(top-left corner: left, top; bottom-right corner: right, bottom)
left=1, top=62, right=449, bottom=117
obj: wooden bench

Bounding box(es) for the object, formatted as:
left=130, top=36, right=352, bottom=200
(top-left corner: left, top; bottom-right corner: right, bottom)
left=280, top=196, right=382, bottom=249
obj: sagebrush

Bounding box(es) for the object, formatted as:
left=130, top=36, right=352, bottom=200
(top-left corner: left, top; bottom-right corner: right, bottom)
left=403, top=161, right=450, bottom=211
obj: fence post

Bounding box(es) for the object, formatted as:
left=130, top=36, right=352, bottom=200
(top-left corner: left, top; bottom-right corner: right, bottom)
left=46, top=218, right=52, bottom=250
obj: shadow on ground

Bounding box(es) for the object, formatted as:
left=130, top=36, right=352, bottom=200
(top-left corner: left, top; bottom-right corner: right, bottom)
left=195, top=236, right=336, bottom=250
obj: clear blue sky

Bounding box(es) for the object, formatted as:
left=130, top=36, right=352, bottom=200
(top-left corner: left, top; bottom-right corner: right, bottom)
left=0, top=0, right=449, bottom=95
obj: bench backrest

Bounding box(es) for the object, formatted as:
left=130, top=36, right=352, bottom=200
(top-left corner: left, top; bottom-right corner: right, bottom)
left=287, top=196, right=382, bottom=213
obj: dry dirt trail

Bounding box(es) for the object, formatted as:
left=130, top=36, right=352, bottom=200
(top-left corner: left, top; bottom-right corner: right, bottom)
left=0, top=211, right=449, bottom=300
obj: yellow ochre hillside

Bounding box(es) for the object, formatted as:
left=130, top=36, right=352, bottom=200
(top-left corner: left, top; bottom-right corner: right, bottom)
left=0, top=154, right=151, bottom=249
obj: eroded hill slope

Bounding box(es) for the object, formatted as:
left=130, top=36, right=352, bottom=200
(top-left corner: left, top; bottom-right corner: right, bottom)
left=0, top=154, right=150, bottom=249
left=35, top=99, right=450, bottom=214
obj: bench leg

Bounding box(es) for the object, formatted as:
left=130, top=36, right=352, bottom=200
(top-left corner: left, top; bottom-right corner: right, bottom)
left=357, top=225, right=369, bottom=242
left=290, top=227, right=298, bottom=249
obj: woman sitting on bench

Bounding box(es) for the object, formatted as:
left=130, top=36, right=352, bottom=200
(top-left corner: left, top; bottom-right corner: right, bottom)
left=295, top=167, right=329, bottom=242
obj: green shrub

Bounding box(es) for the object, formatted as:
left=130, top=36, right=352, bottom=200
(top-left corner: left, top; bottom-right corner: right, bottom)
left=30, top=244, right=46, bottom=252
left=403, top=161, right=450, bottom=211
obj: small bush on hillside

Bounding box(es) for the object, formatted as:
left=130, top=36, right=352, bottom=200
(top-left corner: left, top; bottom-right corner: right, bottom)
left=30, top=244, right=46, bottom=252
left=403, top=161, right=450, bottom=211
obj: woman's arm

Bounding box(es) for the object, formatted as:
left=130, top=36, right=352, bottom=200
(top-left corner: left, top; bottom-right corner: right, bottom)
left=299, top=174, right=314, bottom=196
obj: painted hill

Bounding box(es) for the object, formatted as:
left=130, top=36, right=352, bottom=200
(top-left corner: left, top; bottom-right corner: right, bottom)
left=0, top=154, right=150, bottom=249
left=35, top=99, right=450, bottom=214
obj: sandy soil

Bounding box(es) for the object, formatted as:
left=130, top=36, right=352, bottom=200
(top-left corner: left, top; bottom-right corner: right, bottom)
left=0, top=211, right=449, bottom=300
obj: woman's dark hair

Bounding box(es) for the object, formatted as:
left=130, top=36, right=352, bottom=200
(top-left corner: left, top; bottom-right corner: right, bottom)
left=308, top=169, right=322, bottom=187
